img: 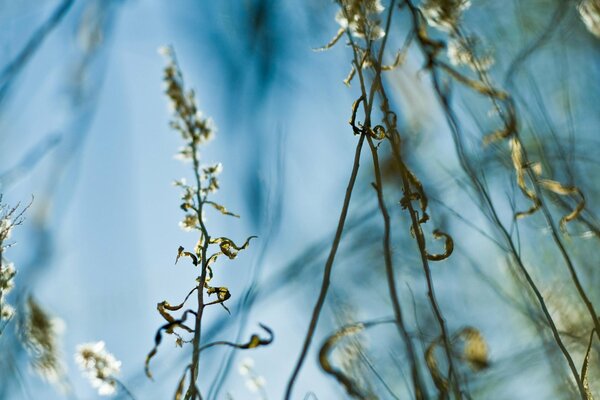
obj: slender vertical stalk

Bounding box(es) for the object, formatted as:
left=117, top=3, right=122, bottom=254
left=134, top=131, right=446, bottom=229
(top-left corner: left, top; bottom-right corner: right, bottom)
left=284, top=132, right=366, bottom=400
left=366, top=135, right=427, bottom=399
left=186, top=122, right=211, bottom=400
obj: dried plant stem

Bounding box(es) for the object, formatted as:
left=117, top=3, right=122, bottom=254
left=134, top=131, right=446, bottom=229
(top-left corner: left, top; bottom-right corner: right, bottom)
left=187, top=120, right=211, bottom=400
left=375, top=74, right=463, bottom=399
left=346, top=3, right=430, bottom=398
left=366, top=135, right=427, bottom=399
left=284, top=132, right=366, bottom=400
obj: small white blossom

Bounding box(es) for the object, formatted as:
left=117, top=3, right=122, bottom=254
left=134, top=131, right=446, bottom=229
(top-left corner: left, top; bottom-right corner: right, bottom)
left=173, top=178, right=188, bottom=187
left=179, top=214, right=199, bottom=231
left=1, top=302, right=14, bottom=320
left=75, top=341, right=121, bottom=396
left=238, top=357, right=255, bottom=376
left=336, top=0, right=385, bottom=40
left=0, top=262, right=16, bottom=295
left=245, top=375, right=266, bottom=393
left=157, top=45, right=172, bottom=57
left=174, top=146, right=194, bottom=162
left=202, top=163, right=223, bottom=177
left=0, top=217, right=12, bottom=241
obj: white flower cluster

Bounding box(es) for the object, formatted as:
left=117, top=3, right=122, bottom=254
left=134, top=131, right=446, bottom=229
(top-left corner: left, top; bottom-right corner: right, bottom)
left=1, top=216, right=16, bottom=321
left=421, top=0, right=471, bottom=32
left=0, top=216, right=12, bottom=242
left=75, top=341, right=122, bottom=396
left=0, top=262, right=15, bottom=320
left=447, top=35, right=494, bottom=71
left=159, top=46, right=216, bottom=156
left=336, top=0, right=386, bottom=40
left=238, top=357, right=267, bottom=396
left=578, top=0, right=600, bottom=38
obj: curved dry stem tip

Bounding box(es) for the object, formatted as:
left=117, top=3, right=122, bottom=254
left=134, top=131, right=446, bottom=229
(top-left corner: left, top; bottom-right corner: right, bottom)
left=344, top=65, right=357, bottom=87
left=199, top=323, right=274, bottom=353
left=581, top=328, right=596, bottom=399
left=314, top=27, right=345, bottom=52
left=514, top=199, right=541, bottom=220
left=349, top=95, right=365, bottom=134
left=426, top=229, right=454, bottom=261
left=510, top=137, right=542, bottom=218
left=210, top=235, right=256, bottom=260
left=381, top=48, right=408, bottom=71
left=538, top=179, right=586, bottom=235
left=157, top=287, right=199, bottom=323
left=174, top=365, right=191, bottom=400
left=205, top=285, right=232, bottom=313
left=145, top=310, right=196, bottom=379
left=483, top=102, right=516, bottom=146
left=366, top=125, right=386, bottom=140
left=425, top=336, right=449, bottom=396
left=319, top=323, right=368, bottom=399
left=248, top=323, right=275, bottom=348
left=176, top=245, right=199, bottom=265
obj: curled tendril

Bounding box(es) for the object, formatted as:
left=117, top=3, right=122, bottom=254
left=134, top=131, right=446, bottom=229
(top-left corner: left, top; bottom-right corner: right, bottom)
left=366, top=125, right=386, bottom=140
left=145, top=309, right=197, bottom=379
left=349, top=95, right=366, bottom=135
left=510, top=138, right=541, bottom=219
left=538, top=179, right=586, bottom=235
left=176, top=245, right=199, bottom=266
left=319, top=319, right=394, bottom=400
left=199, top=324, right=274, bottom=352
left=425, top=335, right=450, bottom=396
left=157, top=287, right=199, bottom=324
left=426, top=326, right=490, bottom=393
left=425, top=229, right=454, bottom=261
left=205, top=285, right=232, bottom=313
left=210, top=236, right=257, bottom=260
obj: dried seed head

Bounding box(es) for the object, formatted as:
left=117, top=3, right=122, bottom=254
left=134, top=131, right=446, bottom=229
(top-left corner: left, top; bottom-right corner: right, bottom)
left=336, top=0, right=386, bottom=40
left=21, top=297, right=66, bottom=386
left=421, top=0, right=471, bottom=32
left=0, top=217, right=12, bottom=242
left=447, top=35, right=494, bottom=71
left=578, top=0, right=600, bottom=38
left=0, top=262, right=16, bottom=295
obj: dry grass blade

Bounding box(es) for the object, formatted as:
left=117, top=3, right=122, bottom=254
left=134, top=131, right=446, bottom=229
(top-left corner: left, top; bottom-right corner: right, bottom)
left=314, top=27, right=346, bottom=52
left=581, top=329, right=596, bottom=400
